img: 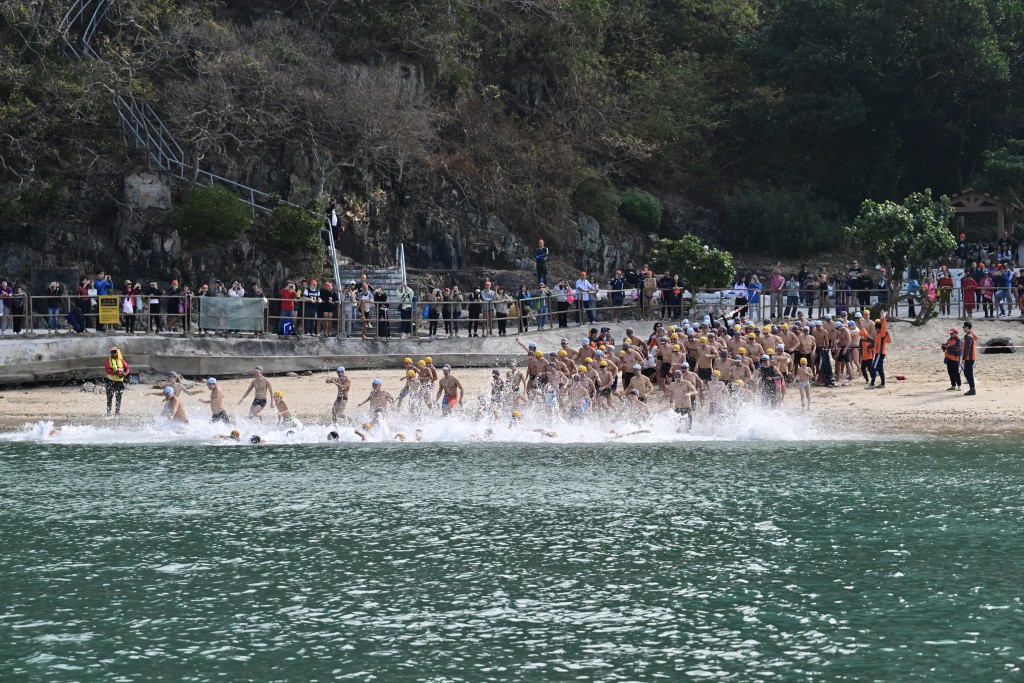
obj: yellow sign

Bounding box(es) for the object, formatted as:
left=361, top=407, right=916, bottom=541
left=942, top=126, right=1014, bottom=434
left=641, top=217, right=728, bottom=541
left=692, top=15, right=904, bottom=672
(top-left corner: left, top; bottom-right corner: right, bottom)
left=98, top=296, right=121, bottom=325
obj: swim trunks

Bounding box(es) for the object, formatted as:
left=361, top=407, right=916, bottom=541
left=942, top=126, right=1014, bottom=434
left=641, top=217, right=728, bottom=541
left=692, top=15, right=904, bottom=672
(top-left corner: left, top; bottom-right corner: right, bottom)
left=210, top=411, right=229, bottom=424
left=697, top=367, right=713, bottom=382
left=441, top=395, right=459, bottom=415
left=798, top=381, right=810, bottom=388
left=252, top=398, right=267, bottom=408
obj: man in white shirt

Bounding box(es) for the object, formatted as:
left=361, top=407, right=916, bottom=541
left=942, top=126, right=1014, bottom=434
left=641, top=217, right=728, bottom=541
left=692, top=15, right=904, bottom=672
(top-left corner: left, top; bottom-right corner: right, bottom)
left=576, top=271, right=596, bottom=324
left=396, top=282, right=414, bottom=338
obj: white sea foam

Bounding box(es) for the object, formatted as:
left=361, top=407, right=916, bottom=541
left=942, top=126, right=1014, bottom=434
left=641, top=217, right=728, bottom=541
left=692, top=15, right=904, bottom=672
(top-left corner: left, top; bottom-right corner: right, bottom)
left=0, top=392, right=849, bottom=445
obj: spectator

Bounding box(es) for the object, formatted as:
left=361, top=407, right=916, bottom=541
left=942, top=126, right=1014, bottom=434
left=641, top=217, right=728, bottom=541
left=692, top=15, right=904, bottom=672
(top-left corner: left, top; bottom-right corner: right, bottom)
left=657, top=272, right=673, bottom=319
left=480, top=281, right=496, bottom=336
left=515, top=283, right=531, bottom=333
left=426, top=288, right=442, bottom=339
left=11, top=285, right=26, bottom=334
left=467, top=288, right=482, bottom=337
left=196, top=283, right=211, bottom=334
left=357, top=283, right=373, bottom=339
left=641, top=270, right=658, bottom=320
left=78, top=278, right=93, bottom=325
left=319, top=281, right=337, bottom=336
left=576, top=271, right=596, bottom=324
left=623, top=260, right=639, bottom=289
left=119, top=280, right=135, bottom=334
left=554, top=280, right=571, bottom=328
left=278, top=281, right=298, bottom=334
left=146, top=281, right=164, bottom=332
left=609, top=269, right=626, bottom=323
left=784, top=274, right=800, bottom=318
left=374, top=286, right=390, bottom=338
left=341, top=283, right=357, bottom=338
left=42, top=282, right=63, bottom=333
left=302, top=280, right=321, bottom=335
left=213, top=279, right=228, bottom=297
left=535, top=239, right=549, bottom=285
left=537, top=283, right=551, bottom=330
left=495, top=282, right=512, bottom=335
left=228, top=281, right=245, bottom=298
left=166, top=280, right=182, bottom=333
left=0, top=279, right=13, bottom=333
left=769, top=267, right=785, bottom=319
left=397, top=281, right=415, bottom=338
left=447, top=286, right=465, bottom=337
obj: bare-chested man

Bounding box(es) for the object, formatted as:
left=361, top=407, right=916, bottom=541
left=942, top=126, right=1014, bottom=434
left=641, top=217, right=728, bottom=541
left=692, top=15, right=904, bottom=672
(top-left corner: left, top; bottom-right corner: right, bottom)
left=435, top=365, right=465, bottom=416
left=358, top=378, right=395, bottom=420
left=595, top=360, right=616, bottom=409
left=795, top=326, right=816, bottom=369
left=622, top=389, right=651, bottom=422
left=627, top=364, right=654, bottom=402
left=834, top=320, right=853, bottom=385
left=199, top=377, right=229, bottom=424
left=238, top=366, right=274, bottom=420
left=667, top=370, right=699, bottom=431
left=273, top=391, right=299, bottom=429
left=566, top=374, right=591, bottom=420
left=160, top=386, right=189, bottom=423
left=326, top=366, right=351, bottom=422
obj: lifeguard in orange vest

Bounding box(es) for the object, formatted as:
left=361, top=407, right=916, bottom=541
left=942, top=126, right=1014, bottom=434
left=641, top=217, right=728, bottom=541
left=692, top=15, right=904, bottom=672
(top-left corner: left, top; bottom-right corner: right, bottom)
left=941, top=328, right=962, bottom=391
left=867, top=311, right=890, bottom=389
left=961, top=321, right=978, bottom=396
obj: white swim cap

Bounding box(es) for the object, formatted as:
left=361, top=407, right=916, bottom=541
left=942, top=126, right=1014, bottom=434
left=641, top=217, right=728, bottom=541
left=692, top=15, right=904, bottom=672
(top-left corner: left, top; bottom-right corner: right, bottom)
left=336, top=366, right=346, bottom=372
left=633, top=364, right=642, bottom=370
left=372, top=378, right=382, bottom=385
left=163, top=386, right=174, bottom=395
left=207, top=377, right=217, bottom=384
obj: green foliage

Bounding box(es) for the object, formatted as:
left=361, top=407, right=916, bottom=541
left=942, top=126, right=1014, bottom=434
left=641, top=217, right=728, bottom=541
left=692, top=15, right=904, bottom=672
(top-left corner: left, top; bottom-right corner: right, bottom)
left=265, top=200, right=323, bottom=250
left=974, top=139, right=1024, bottom=208
left=0, top=181, right=69, bottom=223
left=619, top=188, right=662, bottom=232
left=171, top=184, right=251, bottom=241
left=846, top=189, right=956, bottom=280
left=652, top=234, right=735, bottom=289
left=725, top=184, right=844, bottom=256
left=571, top=175, right=619, bottom=223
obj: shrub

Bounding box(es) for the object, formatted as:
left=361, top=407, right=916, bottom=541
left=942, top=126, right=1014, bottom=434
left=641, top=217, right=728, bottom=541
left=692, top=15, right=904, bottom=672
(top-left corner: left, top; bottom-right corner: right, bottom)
left=171, top=184, right=251, bottom=241
left=571, top=175, right=620, bottom=223
left=265, top=201, right=323, bottom=250
left=619, top=187, right=662, bottom=232
left=725, top=184, right=844, bottom=257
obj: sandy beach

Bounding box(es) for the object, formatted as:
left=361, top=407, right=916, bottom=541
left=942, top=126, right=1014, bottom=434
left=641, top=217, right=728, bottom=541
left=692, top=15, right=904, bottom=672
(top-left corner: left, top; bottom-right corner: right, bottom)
left=0, top=318, right=1020, bottom=437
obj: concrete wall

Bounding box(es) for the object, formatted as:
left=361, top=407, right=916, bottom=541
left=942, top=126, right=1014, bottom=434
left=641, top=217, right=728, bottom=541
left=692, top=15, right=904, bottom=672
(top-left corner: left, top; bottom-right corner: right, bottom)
left=0, top=329, right=580, bottom=384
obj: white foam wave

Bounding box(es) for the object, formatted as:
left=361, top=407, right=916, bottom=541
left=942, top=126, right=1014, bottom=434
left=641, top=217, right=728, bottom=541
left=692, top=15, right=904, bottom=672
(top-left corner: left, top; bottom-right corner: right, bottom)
left=0, top=393, right=836, bottom=445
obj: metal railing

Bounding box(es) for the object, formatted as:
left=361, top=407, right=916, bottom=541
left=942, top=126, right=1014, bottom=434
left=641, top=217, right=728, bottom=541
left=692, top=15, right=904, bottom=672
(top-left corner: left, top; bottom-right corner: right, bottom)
left=4, top=285, right=1020, bottom=340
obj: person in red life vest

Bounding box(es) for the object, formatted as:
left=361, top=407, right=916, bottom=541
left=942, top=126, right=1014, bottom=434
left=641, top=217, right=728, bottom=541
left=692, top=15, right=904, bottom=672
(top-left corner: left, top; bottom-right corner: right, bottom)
left=941, top=328, right=962, bottom=391
left=104, top=346, right=130, bottom=415
left=961, top=321, right=979, bottom=396
left=867, top=311, right=891, bottom=389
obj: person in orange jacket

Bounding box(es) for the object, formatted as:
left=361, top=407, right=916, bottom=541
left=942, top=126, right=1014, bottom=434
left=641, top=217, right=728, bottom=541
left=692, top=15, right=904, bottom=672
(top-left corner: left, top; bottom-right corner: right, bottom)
left=867, top=311, right=890, bottom=389
left=961, top=321, right=978, bottom=395
left=941, top=328, right=962, bottom=391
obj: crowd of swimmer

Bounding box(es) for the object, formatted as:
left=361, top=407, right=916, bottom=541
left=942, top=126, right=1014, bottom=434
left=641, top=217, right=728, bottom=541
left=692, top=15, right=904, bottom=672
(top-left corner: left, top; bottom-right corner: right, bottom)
left=144, top=308, right=894, bottom=443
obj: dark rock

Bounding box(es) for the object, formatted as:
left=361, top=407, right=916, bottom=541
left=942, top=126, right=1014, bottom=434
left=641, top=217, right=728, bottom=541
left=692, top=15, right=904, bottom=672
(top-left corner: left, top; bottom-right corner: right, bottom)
left=983, top=337, right=1014, bottom=353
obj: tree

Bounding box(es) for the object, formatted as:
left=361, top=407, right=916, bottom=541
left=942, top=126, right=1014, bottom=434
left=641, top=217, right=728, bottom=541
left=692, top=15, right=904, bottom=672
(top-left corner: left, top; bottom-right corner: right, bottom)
left=846, top=189, right=955, bottom=324
left=846, top=189, right=955, bottom=279
left=171, top=184, right=251, bottom=241
left=974, top=139, right=1024, bottom=215
left=651, top=234, right=735, bottom=289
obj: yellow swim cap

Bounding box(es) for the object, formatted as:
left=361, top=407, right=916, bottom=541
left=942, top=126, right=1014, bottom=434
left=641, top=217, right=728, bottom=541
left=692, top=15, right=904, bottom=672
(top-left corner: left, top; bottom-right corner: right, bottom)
left=558, top=349, right=567, bottom=357
left=599, top=360, right=608, bottom=367
left=736, top=380, right=745, bottom=386
left=713, top=370, right=721, bottom=377
left=273, top=391, right=283, bottom=398
left=425, top=357, right=433, bottom=364
left=739, top=347, right=747, bottom=354
left=577, top=365, right=587, bottom=372
left=672, top=344, right=680, bottom=351
left=668, top=326, right=676, bottom=333
left=585, top=357, right=594, bottom=363
left=535, top=350, right=543, bottom=358
left=511, top=410, right=522, bottom=418
left=619, top=351, right=626, bottom=357
left=700, top=336, right=708, bottom=343
left=230, top=429, right=240, bottom=438
left=406, top=369, right=416, bottom=378
left=781, top=324, right=789, bottom=330
left=748, top=333, right=755, bottom=339
left=599, top=345, right=607, bottom=351
left=671, top=333, right=679, bottom=339
left=417, top=360, right=426, bottom=367
left=764, top=326, right=772, bottom=333
left=766, top=348, right=774, bottom=355
left=403, top=357, right=412, bottom=364
left=799, top=358, right=808, bottom=365
left=733, top=324, right=741, bottom=330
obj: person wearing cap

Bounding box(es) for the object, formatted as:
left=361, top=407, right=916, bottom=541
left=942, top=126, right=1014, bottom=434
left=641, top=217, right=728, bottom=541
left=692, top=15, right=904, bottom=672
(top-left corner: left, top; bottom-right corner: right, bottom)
left=628, top=364, right=654, bottom=402
left=272, top=391, right=300, bottom=429
left=103, top=346, right=129, bottom=415
left=936, top=266, right=954, bottom=318
left=238, top=366, right=274, bottom=419
left=867, top=310, right=891, bottom=389
left=834, top=318, right=853, bottom=385
left=435, top=365, right=465, bottom=415
left=941, top=327, right=963, bottom=391
left=160, top=385, right=189, bottom=423
left=358, top=378, right=395, bottom=419
left=214, top=429, right=241, bottom=441
left=794, top=357, right=813, bottom=409
left=154, top=371, right=200, bottom=399
left=326, top=367, right=351, bottom=422
left=199, top=378, right=229, bottom=423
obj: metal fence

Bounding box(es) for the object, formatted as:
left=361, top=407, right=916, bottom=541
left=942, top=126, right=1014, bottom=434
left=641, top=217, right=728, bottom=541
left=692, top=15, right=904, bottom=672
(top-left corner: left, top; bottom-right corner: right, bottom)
left=2, top=286, right=1009, bottom=339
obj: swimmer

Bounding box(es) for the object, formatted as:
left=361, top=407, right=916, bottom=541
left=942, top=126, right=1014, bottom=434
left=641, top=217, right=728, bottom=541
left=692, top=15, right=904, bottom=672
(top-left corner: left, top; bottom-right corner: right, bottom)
left=609, top=428, right=652, bottom=439
left=794, top=357, right=813, bottom=410
left=248, top=434, right=268, bottom=444
left=160, top=386, right=189, bottom=423
left=272, top=391, right=300, bottom=429
left=325, top=366, right=351, bottom=422
left=358, top=379, right=395, bottom=419
left=509, top=410, right=557, bottom=437
left=238, top=366, right=274, bottom=420
left=327, top=430, right=340, bottom=441
left=199, top=377, right=229, bottom=424
left=214, top=430, right=241, bottom=441
left=434, top=365, right=465, bottom=416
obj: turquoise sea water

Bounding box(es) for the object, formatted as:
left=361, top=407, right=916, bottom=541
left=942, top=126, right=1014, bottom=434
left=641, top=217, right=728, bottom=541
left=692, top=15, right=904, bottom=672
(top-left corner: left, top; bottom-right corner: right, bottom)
left=1, top=439, right=1022, bottom=682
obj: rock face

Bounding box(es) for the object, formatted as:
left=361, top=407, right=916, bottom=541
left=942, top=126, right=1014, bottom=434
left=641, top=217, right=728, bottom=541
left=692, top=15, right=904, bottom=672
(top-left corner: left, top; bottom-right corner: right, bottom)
left=125, top=173, right=172, bottom=210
